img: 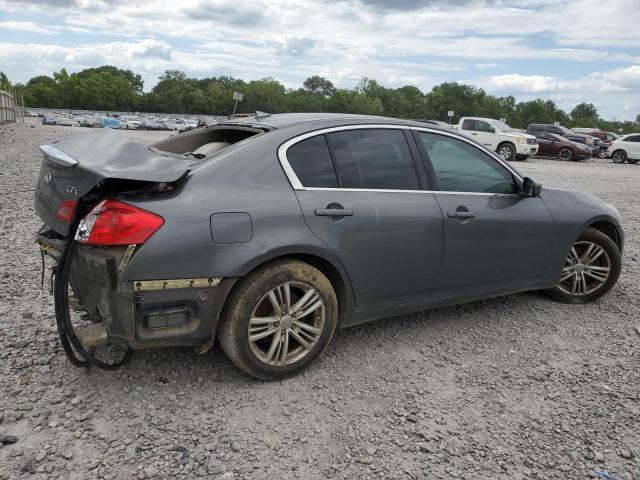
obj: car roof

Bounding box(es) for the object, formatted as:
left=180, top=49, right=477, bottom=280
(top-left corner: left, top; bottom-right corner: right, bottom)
left=218, top=112, right=445, bottom=131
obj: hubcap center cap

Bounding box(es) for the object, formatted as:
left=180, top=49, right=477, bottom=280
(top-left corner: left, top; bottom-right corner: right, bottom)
left=280, top=316, right=294, bottom=329
left=574, top=263, right=585, bottom=273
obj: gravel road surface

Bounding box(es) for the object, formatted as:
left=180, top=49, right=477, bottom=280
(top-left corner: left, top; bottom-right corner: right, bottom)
left=1, top=121, right=639, bottom=480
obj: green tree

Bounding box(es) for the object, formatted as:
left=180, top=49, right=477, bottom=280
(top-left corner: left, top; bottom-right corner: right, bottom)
left=303, top=76, right=336, bottom=97
left=571, top=102, right=599, bottom=125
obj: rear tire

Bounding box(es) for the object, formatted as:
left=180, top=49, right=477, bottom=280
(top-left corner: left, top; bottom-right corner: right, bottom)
left=218, top=259, right=338, bottom=380
left=545, top=228, right=621, bottom=304
left=611, top=150, right=627, bottom=163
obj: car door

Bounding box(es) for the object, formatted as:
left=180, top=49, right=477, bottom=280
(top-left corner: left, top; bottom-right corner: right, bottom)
left=413, top=129, right=556, bottom=298
left=281, top=126, right=444, bottom=310
left=625, top=135, right=640, bottom=159
left=533, top=133, right=553, bottom=156
left=463, top=119, right=495, bottom=149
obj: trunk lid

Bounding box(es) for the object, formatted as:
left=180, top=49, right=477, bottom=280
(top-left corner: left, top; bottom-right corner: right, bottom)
left=35, top=129, right=191, bottom=236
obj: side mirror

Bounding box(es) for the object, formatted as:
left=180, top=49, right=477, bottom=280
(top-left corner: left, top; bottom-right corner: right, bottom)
left=489, top=127, right=496, bottom=133
left=522, top=177, right=542, bottom=198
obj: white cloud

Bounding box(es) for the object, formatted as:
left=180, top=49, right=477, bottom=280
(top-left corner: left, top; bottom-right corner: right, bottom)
left=0, top=20, right=54, bottom=34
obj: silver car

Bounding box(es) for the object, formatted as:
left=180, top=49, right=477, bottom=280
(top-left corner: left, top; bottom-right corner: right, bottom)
left=34, top=113, right=623, bottom=379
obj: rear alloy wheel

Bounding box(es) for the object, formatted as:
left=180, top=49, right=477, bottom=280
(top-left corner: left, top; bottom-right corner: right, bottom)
left=597, top=149, right=608, bottom=159
left=497, top=142, right=516, bottom=161
left=218, top=259, right=337, bottom=380
left=558, top=147, right=574, bottom=161
left=611, top=150, right=627, bottom=163
left=545, top=228, right=621, bottom=304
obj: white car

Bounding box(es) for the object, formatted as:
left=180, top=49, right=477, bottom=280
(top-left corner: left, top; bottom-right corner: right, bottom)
left=173, top=119, right=189, bottom=132
left=124, top=117, right=142, bottom=130
left=457, top=117, right=538, bottom=161
left=608, top=134, right=640, bottom=164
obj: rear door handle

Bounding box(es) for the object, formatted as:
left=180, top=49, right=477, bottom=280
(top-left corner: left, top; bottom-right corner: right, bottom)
left=447, top=211, right=475, bottom=219
left=315, top=208, right=353, bottom=217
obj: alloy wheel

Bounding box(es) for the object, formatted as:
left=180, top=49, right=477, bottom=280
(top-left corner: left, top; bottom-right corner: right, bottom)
left=558, top=148, right=573, bottom=161
left=611, top=150, right=626, bottom=163
left=499, top=145, right=513, bottom=160
left=557, top=241, right=611, bottom=296
left=248, top=281, right=325, bottom=366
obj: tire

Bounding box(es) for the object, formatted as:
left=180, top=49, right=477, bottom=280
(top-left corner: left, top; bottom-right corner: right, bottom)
left=558, top=147, right=574, bottom=161
left=611, top=150, right=627, bottom=163
left=218, top=259, right=338, bottom=380
left=497, top=142, right=516, bottom=161
left=545, top=227, right=621, bottom=304
left=598, top=149, right=608, bottom=159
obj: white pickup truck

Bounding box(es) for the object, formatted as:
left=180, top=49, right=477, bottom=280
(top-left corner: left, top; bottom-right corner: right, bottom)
left=457, top=117, right=538, bottom=161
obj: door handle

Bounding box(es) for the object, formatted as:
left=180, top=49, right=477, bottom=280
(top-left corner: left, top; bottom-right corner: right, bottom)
left=315, top=208, right=353, bottom=217
left=447, top=211, right=475, bottom=219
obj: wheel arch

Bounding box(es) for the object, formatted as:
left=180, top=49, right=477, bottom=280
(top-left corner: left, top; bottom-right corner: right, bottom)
left=219, top=248, right=356, bottom=330
left=587, top=219, right=622, bottom=251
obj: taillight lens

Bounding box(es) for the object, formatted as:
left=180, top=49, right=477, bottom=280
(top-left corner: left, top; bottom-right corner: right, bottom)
left=56, top=199, right=78, bottom=223
left=75, top=199, right=164, bottom=246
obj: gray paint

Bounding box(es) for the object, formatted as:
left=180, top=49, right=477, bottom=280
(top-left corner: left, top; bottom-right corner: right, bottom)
left=34, top=113, right=624, bottom=346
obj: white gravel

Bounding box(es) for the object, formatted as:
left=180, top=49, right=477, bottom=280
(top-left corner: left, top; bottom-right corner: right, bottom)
left=1, top=121, right=639, bottom=480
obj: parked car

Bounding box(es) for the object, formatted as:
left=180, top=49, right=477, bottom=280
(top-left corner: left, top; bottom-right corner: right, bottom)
left=457, top=117, right=538, bottom=161
left=42, top=115, right=57, bottom=125
left=100, top=117, right=122, bottom=129
left=532, top=132, right=593, bottom=161
left=140, top=119, right=164, bottom=131
left=186, top=119, right=199, bottom=130
left=572, top=129, right=619, bottom=159
left=411, top=119, right=453, bottom=128
left=172, top=119, right=189, bottom=132
left=608, top=134, right=640, bottom=164
left=33, top=113, right=623, bottom=379
left=56, top=117, right=77, bottom=127
left=527, top=124, right=599, bottom=149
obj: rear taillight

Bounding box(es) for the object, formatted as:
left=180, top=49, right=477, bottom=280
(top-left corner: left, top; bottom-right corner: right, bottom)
left=56, top=199, right=78, bottom=223
left=75, top=199, right=164, bottom=246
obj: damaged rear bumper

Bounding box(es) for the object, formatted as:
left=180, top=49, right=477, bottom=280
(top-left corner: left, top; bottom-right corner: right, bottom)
left=35, top=228, right=235, bottom=350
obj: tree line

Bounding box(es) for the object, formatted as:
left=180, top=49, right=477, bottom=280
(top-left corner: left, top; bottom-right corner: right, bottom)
left=2, top=66, right=639, bottom=133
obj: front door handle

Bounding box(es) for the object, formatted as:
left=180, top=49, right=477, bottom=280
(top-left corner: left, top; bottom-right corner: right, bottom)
left=447, top=211, right=475, bottom=219
left=315, top=208, right=353, bottom=217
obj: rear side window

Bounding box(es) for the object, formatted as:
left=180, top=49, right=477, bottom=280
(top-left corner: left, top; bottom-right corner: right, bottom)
left=461, top=119, right=474, bottom=130
left=327, top=129, right=419, bottom=190
left=287, top=135, right=338, bottom=188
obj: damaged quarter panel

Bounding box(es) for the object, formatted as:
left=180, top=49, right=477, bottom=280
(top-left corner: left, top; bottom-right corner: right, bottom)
left=118, top=126, right=353, bottom=291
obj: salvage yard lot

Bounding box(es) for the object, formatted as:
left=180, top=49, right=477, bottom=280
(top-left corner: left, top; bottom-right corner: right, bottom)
left=1, top=121, right=639, bottom=480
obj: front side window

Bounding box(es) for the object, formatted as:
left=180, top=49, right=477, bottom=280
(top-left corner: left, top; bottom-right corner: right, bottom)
left=473, top=120, right=492, bottom=132
left=327, top=129, right=419, bottom=190
left=287, top=135, right=338, bottom=188
left=417, top=131, right=517, bottom=194
left=627, top=135, right=640, bottom=142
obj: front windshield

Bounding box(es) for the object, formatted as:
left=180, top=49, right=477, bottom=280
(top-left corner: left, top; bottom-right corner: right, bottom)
left=489, top=120, right=514, bottom=132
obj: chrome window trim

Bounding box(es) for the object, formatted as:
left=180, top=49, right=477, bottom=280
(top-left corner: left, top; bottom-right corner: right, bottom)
left=276, top=123, right=523, bottom=194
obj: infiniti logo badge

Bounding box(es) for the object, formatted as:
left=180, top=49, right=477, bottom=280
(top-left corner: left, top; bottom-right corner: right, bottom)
left=44, top=172, right=52, bottom=184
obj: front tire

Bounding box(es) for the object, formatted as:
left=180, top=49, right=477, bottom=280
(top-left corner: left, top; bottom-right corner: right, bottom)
left=611, top=150, right=627, bottom=163
left=545, top=228, right=621, bottom=304
left=558, top=147, right=574, bottom=161
left=497, top=142, right=516, bottom=161
left=218, top=259, right=338, bottom=380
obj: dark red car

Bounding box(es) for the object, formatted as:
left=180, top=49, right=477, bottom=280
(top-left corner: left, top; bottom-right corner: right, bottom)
left=532, top=132, right=593, bottom=161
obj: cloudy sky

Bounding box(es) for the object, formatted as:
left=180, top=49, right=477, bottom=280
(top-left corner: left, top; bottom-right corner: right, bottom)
left=0, top=0, right=639, bottom=119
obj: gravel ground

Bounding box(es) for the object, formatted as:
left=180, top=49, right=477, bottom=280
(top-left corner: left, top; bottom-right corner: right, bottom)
left=1, top=121, right=639, bottom=480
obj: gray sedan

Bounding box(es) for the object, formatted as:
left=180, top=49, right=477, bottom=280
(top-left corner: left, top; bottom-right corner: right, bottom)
left=34, top=113, right=623, bottom=379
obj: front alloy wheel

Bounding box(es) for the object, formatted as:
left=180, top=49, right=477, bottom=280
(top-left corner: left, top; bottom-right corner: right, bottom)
left=557, top=242, right=611, bottom=296
left=611, top=150, right=627, bottom=163
left=545, top=227, right=621, bottom=304
left=558, top=147, right=574, bottom=161
left=498, top=143, right=515, bottom=161
left=218, top=259, right=338, bottom=380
